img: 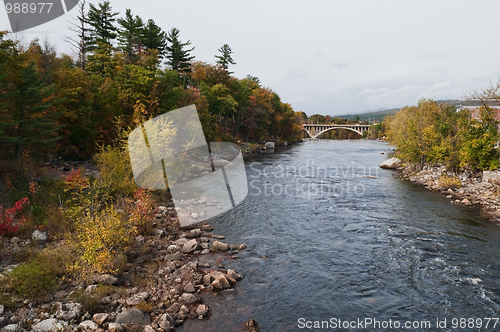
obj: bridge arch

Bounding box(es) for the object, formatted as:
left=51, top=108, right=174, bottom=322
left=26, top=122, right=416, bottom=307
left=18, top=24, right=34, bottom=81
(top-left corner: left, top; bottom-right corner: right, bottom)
left=314, top=126, right=363, bottom=138
left=302, top=124, right=370, bottom=139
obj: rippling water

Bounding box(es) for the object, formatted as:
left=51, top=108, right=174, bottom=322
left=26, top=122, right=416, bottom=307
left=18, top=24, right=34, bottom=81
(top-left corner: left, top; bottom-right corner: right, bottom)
left=179, top=140, right=500, bottom=332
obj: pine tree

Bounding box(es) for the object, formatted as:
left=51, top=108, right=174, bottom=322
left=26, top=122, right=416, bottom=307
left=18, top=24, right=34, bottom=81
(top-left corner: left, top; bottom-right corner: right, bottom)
left=215, top=44, right=236, bottom=72
left=4, top=62, right=63, bottom=161
left=166, top=28, right=195, bottom=73
left=142, top=19, right=167, bottom=59
left=117, top=9, right=144, bottom=62
left=65, top=0, right=88, bottom=70
left=86, top=1, right=119, bottom=51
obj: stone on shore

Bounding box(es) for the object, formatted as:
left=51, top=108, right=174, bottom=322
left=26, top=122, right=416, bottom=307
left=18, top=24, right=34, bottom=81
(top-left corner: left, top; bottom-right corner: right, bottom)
left=196, top=304, right=210, bottom=318
left=34, top=319, right=67, bottom=332
left=212, top=240, right=229, bottom=251
left=265, top=142, right=275, bottom=149
left=93, top=274, right=118, bottom=285
left=380, top=157, right=401, bottom=169
left=115, top=308, right=150, bottom=326
left=227, top=269, right=243, bottom=281
left=79, top=320, right=98, bottom=331
left=182, top=239, right=198, bottom=253
left=482, top=170, right=500, bottom=184
left=92, top=313, right=109, bottom=325
left=107, top=322, right=123, bottom=332
left=246, top=318, right=261, bottom=332
left=32, top=229, right=48, bottom=241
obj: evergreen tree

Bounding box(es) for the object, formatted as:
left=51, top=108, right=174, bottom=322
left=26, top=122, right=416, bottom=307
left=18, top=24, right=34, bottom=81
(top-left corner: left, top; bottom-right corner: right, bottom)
left=65, top=0, right=88, bottom=70
left=142, top=19, right=167, bottom=58
left=4, top=62, right=63, bottom=161
left=166, top=28, right=195, bottom=73
left=86, top=1, right=119, bottom=51
left=215, top=44, right=236, bottom=72
left=117, top=9, right=144, bottom=62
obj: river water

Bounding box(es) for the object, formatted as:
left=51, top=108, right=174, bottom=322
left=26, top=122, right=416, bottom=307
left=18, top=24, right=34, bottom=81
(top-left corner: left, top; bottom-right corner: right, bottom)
left=179, top=140, right=500, bottom=332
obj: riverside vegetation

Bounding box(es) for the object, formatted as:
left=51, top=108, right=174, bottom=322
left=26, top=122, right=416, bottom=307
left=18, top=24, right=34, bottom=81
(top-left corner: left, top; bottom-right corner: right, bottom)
left=384, top=96, right=500, bottom=221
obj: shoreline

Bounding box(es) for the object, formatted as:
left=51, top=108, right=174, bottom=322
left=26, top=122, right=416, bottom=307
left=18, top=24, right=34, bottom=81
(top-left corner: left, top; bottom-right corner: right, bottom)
left=0, top=211, right=252, bottom=332
left=396, top=163, right=500, bottom=222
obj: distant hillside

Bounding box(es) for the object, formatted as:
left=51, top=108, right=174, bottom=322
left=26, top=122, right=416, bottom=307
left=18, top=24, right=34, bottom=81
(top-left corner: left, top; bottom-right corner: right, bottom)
left=335, top=108, right=399, bottom=122
left=335, top=99, right=480, bottom=123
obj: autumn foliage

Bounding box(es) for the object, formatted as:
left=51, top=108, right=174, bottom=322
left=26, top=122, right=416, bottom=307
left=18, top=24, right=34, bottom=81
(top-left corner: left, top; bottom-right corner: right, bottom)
left=0, top=197, right=28, bottom=236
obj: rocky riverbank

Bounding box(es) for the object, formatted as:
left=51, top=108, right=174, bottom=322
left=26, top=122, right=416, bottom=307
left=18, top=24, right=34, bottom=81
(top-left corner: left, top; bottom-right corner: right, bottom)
left=395, top=162, right=500, bottom=221
left=0, top=207, right=252, bottom=332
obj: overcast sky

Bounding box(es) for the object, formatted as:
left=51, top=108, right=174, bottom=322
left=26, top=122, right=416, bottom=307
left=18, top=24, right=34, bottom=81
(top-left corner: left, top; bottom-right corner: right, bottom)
left=2, top=0, right=500, bottom=116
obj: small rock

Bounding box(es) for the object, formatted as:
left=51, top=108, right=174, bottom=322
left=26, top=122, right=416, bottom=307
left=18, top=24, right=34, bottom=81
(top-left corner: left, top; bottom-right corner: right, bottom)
left=238, top=243, right=248, bottom=250
left=32, top=229, right=48, bottom=241
left=212, top=240, right=229, bottom=251
left=143, top=325, right=155, bottom=332
left=188, top=229, right=202, bottom=238
left=183, top=282, right=196, bottom=293
left=196, top=304, right=210, bottom=317
left=173, top=238, right=188, bottom=246
left=3, top=324, right=17, bottom=332
left=246, top=318, right=261, bottom=332
left=92, top=313, right=109, bottom=325
left=80, top=320, right=98, bottom=330
left=203, top=274, right=212, bottom=286
left=126, top=292, right=149, bottom=306
left=212, top=234, right=226, bottom=239
left=34, top=319, right=67, bottom=332
left=158, top=313, right=174, bottom=331
left=0, top=304, right=4, bottom=315
left=57, top=311, right=76, bottom=321
left=2, top=324, right=17, bottom=332
left=166, top=244, right=181, bottom=253
left=265, top=142, right=275, bottom=149
left=64, top=303, right=82, bottom=316
left=227, top=269, right=243, bottom=281
left=86, top=285, right=97, bottom=294
left=178, top=292, right=200, bottom=305
left=164, top=252, right=183, bottom=261
left=211, top=276, right=231, bottom=290
left=107, top=322, right=123, bottom=332
left=94, top=274, right=118, bottom=285
left=182, top=239, right=198, bottom=253
left=10, top=237, right=20, bottom=245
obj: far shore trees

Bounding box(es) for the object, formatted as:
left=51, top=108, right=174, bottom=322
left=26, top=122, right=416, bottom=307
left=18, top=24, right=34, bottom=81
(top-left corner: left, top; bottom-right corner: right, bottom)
left=387, top=99, right=499, bottom=171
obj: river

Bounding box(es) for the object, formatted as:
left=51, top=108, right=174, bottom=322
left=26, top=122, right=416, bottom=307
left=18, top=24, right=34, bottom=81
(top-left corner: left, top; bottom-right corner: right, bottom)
left=179, top=139, right=500, bottom=332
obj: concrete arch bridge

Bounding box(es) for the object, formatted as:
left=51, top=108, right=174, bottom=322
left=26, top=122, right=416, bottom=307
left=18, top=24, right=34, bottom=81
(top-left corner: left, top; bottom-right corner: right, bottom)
left=302, top=124, right=371, bottom=139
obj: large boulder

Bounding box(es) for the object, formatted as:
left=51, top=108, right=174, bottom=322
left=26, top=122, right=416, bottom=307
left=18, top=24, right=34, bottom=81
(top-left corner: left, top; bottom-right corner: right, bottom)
left=380, top=157, right=401, bottom=169
left=115, top=308, right=150, bottom=326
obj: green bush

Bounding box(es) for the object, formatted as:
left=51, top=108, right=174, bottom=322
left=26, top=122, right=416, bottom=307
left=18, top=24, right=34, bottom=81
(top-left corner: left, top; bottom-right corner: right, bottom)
left=7, top=261, right=57, bottom=299
left=3, top=246, right=72, bottom=300
left=68, top=290, right=99, bottom=313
